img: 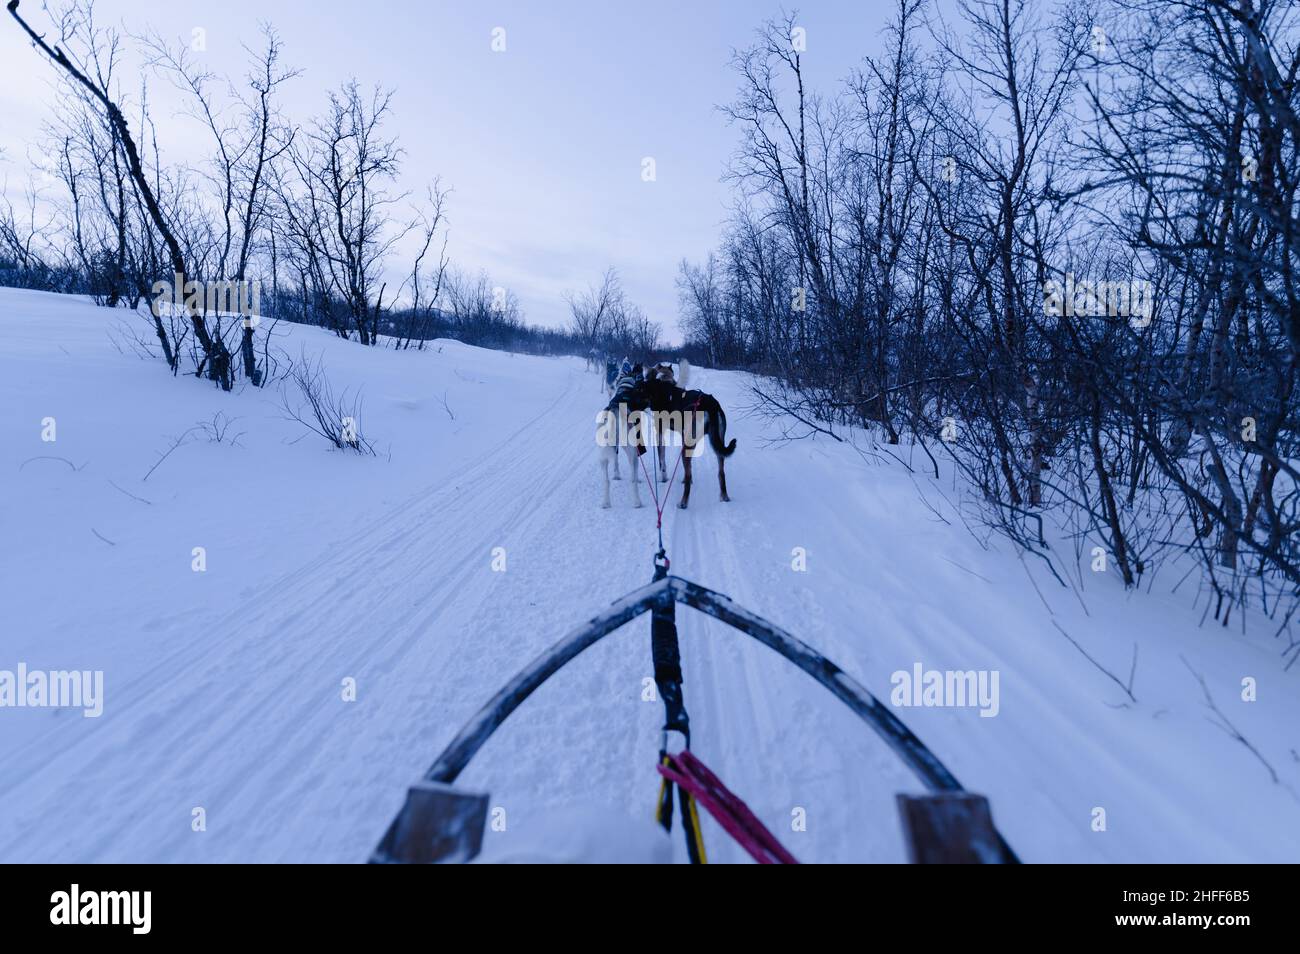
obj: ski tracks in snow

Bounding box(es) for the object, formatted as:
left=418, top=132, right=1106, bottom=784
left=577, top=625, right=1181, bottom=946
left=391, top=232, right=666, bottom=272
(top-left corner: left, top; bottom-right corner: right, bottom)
left=0, top=369, right=629, bottom=861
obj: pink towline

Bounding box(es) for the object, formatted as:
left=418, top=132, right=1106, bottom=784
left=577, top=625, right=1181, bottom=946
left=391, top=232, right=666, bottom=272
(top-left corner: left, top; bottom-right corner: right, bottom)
left=657, top=749, right=799, bottom=865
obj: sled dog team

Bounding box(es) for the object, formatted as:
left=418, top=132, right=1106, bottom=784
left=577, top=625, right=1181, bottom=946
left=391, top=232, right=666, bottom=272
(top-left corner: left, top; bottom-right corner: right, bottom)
left=597, top=356, right=736, bottom=510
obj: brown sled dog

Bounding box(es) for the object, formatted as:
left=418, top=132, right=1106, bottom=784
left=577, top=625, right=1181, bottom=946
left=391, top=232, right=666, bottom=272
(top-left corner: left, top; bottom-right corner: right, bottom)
left=642, top=367, right=736, bottom=509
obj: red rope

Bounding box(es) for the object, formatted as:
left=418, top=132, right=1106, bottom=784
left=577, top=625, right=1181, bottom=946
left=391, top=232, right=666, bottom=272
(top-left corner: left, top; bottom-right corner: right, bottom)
left=636, top=396, right=702, bottom=530
left=657, top=750, right=799, bottom=864
left=637, top=438, right=685, bottom=530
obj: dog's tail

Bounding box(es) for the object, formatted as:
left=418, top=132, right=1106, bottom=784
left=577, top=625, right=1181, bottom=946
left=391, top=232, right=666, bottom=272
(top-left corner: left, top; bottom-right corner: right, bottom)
left=705, top=397, right=737, bottom=457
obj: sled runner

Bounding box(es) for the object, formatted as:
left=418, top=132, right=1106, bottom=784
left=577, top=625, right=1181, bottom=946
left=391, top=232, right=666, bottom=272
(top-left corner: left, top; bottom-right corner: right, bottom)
left=370, top=564, right=1019, bottom=864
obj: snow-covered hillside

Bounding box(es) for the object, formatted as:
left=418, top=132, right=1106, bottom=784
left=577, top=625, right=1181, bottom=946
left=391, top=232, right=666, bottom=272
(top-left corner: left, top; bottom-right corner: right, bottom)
left=2, top=288, right=1298, bottom=863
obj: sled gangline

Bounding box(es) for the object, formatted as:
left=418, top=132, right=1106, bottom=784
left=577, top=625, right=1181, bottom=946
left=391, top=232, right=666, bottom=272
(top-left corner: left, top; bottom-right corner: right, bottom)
left=372, top=573, right=1019, bottom=863
left=423, top=574, right=962, bottom=793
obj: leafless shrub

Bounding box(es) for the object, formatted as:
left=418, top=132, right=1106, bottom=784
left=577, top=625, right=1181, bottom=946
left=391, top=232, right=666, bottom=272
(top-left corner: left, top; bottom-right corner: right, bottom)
left=279, top=351, right=376, bottom=455
left=197, top=412, right=245, bottom=446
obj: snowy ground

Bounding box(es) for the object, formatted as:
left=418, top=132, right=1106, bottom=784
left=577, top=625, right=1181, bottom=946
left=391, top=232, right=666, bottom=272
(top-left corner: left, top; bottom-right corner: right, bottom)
left=2, top=287, right=1298, bottom=863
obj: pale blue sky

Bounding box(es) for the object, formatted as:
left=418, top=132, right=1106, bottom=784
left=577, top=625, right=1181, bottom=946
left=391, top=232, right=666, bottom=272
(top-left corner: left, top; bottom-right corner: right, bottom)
left=0, top=1, right=897, bottom=340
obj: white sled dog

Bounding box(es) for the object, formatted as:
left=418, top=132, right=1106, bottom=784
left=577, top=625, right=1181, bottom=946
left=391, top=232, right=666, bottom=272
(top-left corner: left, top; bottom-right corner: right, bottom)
left=597, top=360, right=648, bottom=508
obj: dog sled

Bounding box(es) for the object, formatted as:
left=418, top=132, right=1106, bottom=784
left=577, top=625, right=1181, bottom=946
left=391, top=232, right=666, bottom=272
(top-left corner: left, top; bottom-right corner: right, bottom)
left=370, top=553, right=1020, bottom=864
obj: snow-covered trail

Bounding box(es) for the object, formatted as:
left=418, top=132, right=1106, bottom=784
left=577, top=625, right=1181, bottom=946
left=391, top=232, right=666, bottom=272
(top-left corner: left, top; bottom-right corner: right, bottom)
left=1, top=362, right=620, bottom=860
left=3, top=290, right=1298, bottom=862
left=0, top=339, right=909, bottom=862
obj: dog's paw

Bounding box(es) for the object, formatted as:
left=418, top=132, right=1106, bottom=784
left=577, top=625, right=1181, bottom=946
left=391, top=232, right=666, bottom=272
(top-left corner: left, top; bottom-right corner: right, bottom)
left=678, top=501, right=689, bottom=510
left=720, top=494, right=731, bottom=502
left=601, top=501, right=611, bottom=509
left=612, top=473, right=621, bottom=480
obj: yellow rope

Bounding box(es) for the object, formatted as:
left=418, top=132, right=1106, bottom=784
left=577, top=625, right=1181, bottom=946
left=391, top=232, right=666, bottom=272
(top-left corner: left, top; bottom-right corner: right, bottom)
left=684, top=791, right=709, bottom=864
left=657, top=752, right=708, bottom=863
left=655, top=773, right=671, bottom=826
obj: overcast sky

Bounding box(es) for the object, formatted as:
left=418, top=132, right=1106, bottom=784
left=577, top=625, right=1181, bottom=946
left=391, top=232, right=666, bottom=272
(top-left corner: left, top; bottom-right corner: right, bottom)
left=0, top=1, right=896, bottom=341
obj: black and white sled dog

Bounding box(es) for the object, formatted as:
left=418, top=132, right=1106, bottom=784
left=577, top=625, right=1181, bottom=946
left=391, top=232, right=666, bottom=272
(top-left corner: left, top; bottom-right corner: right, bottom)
left=597, top=359, right=736, bottom=510
left=645, top=363, right=675, bottom=481
left=597, top=359, right=649, bottom=508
